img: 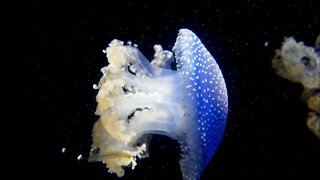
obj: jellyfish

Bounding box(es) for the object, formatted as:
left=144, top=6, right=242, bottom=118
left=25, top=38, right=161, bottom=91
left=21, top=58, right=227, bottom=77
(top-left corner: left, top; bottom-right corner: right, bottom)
left=272, top=35, right=320, bottom=139
left=89, top=29, right=228, bottom=180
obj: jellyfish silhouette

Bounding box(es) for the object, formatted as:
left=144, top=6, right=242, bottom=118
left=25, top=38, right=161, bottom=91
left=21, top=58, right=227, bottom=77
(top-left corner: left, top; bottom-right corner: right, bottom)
left=89, top=29, right=228, bottom=180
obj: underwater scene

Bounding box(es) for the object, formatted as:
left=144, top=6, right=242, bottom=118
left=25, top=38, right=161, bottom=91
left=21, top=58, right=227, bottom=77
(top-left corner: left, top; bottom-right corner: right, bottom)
left=17, top=0, right=319, bottom=179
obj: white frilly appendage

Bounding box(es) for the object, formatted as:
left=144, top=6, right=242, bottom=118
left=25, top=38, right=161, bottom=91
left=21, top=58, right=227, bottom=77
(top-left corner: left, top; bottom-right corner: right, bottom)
left=89, top=39, right=192, bottom=177
left=272, top=35, right=320, bottom=139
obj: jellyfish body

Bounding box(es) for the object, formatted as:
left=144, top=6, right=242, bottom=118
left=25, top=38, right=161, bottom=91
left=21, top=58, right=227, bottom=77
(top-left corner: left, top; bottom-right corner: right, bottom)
left=272, top=36, right=320, bottom=139
left=89, top=29, right=228, bottom=180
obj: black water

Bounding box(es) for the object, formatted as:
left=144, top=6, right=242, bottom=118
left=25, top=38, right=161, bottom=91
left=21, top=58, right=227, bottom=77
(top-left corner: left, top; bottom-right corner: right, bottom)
left=10, top=0, right=320, bottom=179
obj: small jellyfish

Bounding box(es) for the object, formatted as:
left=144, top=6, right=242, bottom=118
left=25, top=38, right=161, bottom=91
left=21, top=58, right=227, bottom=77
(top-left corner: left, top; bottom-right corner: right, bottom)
left=272, top=35, right=320, bottom=139
left=89, top=29, right=228, bottom=180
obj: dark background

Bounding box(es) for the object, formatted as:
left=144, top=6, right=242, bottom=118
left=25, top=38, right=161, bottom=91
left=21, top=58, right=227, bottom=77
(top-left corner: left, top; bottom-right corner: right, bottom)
left=10, top=0, right=320, bottom=179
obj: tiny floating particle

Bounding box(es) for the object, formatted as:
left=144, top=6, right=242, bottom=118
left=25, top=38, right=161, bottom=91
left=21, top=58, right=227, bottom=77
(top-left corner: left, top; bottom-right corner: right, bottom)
left=93, top=84, right=98, bottom=89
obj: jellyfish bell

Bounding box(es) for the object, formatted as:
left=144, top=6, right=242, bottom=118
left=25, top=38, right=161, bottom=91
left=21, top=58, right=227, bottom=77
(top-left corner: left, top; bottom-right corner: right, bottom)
left=89, top=29, right=228, bottom=180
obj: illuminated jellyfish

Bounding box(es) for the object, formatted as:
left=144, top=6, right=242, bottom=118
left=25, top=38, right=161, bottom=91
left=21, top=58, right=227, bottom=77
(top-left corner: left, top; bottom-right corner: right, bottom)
left=89, top=29, right=228, bottom=180
left=272, top=35, right=320, bottom=139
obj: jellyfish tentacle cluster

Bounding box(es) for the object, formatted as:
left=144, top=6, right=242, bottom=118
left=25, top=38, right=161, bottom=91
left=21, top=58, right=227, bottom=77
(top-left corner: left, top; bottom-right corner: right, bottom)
left=272, top=35, right=320, bottom=139
left=89, top=29, right=228, bottom=180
